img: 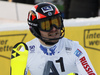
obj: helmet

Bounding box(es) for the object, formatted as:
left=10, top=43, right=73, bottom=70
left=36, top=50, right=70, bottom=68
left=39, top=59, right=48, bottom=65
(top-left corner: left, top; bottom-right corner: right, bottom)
left=27, top=2, right=65, bottom=45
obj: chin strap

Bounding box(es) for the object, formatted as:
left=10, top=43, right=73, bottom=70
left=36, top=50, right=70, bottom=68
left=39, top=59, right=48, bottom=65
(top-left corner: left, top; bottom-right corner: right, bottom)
left=40, top=37, right=58, bottom=45
left=44, top=41, right=58, bottom=45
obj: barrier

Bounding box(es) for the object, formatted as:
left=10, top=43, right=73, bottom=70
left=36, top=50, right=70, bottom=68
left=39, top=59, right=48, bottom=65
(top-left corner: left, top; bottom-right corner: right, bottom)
left=0, top=21, right=33, bottom=75
left=0, top=17, right=100, bottom=75
left=64, top=17, right=100, bottom=75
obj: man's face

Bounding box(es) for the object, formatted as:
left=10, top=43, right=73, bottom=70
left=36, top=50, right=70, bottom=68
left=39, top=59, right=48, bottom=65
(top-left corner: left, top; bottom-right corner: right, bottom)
left=40, top=27, right=61, bottom=43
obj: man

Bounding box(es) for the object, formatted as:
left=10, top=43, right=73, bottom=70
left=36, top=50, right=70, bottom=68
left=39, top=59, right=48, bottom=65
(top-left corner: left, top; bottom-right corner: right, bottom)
left=23, top=2, right=97, bottom=75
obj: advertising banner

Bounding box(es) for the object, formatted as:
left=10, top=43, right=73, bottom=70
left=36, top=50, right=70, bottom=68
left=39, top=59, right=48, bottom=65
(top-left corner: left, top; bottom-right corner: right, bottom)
left=65, top=25, right=100, bottom=75
left=0, top=30, right=34, bottom=75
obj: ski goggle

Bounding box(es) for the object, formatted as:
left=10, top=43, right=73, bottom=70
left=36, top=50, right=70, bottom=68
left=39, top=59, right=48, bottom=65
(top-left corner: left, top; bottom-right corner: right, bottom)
left=38, top=16, right=62, bottom=32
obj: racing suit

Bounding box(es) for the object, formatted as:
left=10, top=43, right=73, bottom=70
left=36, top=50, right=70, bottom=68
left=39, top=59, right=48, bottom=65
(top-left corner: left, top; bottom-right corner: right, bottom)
left=21, top=37, right=97, bottom=75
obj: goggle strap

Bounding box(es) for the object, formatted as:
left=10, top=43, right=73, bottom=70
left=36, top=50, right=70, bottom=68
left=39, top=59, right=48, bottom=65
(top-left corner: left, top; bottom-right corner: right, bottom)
left=28, top=22, right=38, bottom=26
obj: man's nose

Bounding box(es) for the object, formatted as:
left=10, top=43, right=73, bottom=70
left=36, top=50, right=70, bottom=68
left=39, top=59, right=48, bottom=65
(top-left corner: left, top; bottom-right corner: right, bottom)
left=51, top=26, right=57, bottom=31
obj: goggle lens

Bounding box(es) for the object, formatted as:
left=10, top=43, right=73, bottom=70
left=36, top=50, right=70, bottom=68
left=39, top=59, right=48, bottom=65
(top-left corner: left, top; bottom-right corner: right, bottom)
left=39, top=16, right=62, bottom=31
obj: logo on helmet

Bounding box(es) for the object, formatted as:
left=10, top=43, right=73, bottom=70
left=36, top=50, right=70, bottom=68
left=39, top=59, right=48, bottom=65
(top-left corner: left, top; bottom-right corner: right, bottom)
left=41, top=5, right=53, bottom=13
left=48, top=12, right=52, bottom=16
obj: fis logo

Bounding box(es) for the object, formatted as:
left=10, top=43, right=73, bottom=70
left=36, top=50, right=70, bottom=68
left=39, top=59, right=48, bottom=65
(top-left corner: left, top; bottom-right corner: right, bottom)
left=41, top=5, right=53, bottom=13
left=29, top=45, right=35, bottom=53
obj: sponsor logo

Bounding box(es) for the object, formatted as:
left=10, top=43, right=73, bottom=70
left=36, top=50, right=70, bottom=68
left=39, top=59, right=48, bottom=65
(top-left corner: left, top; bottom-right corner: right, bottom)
left=48, top=12, right=52, bottom=16
left=65, top=47, right=72, bottom=50
left=0, top=34, right=27, bottom=59
left=65, top=47, right=72, bottom=53
left=28, top=22, right=38, bottom=26
left=29, top=45, right=35, bottom=53
left=41, top=5, right=53, bottom=13
left=11, top=50, right=20, bottom=59
left=40, top=45, right=57, bottom=55
left=74, top=49, right=82, bottom=57
left=84, top=29, right=100, bottom=51
left=80, top=56, right=95, bottom=75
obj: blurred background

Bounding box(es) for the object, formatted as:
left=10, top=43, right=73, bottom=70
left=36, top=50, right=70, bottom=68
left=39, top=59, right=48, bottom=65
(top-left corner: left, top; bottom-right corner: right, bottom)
left=1, top=0, right=100, bottom=19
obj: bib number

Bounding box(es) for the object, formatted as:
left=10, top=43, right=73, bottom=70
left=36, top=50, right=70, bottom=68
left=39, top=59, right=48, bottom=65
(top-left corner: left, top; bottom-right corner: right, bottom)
left=43, top=57, right=65, bottom=75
